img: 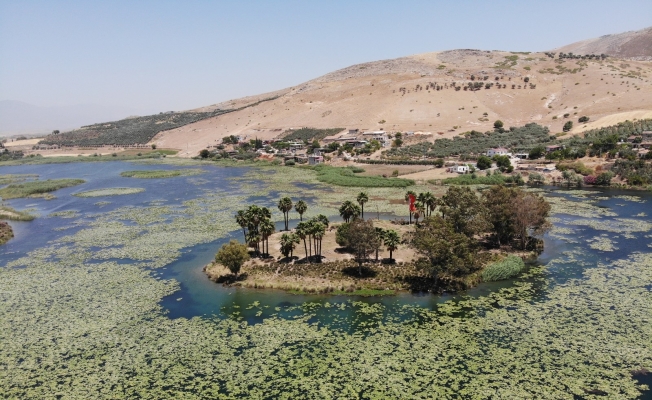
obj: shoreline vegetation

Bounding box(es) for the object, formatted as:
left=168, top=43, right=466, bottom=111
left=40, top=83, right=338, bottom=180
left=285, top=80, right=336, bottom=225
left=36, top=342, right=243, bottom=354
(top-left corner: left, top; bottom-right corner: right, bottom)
left=0, top=178, right=85, bottom=200
left=73, top=187, right=145, bottom=197
left=206, top=185, right=549, bottom=295
left=0, top=221, right=13, bottom=245
left=0, top=205, right=36, bottom=221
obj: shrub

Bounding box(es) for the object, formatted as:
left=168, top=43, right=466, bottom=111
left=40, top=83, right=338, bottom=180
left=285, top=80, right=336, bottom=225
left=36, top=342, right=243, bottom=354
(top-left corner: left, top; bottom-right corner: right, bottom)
left=583, top=175, right=597, bottom=185
left=493, top=120, right=504, bottom=129
left=285, top=160, right=295, bottom=166
left=476, top=155, right=492, bottom=170
left=199, top=149, right=210, bottom=158
left=482, top=255, right=525, bottom=282
left=563, top=121, right=573, bottom=132
left=578, top=116, right=589, bottom=123
left=595, top=171, right=614, bottom=185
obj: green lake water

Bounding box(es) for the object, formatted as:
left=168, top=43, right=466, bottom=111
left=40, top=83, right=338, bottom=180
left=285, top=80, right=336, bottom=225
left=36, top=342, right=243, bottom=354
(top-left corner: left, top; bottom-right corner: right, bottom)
left=1, top=161, right=651, bottom=399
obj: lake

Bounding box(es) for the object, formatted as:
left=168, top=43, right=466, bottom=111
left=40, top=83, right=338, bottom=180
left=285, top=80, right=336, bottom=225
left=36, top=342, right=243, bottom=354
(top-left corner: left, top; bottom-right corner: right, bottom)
left=1, top=160, right=651, bottom=398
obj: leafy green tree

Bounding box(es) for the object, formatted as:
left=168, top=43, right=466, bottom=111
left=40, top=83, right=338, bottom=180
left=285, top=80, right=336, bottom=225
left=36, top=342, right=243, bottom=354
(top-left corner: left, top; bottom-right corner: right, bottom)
left=383, top=230, right=400, bottom=262
left=512, top=192, right=551, bottom=250
left=346, top=219, right=381, bottom=274
left=295, top=200, right=307, bottom=221
left=277, top=197, right=293, bottom=230
left=215, top=240, right=250, bottom=276
left=528, top=146, right=545, bottom=160
left=494, top=120, right=504, bottom=129
left=482, top=186, right=519, bottom=246
left=476, top=155, right=492, bottom=170
left=439, top=186, right=489, bottom=237
left=492, top=155, right=512, bottom=172
left=356, top=192, right=369, bottom=219
left=595, top=171, right=614, bottom=185
left=563, top=121, right=573, bottom=132
left=199, top=149, right=210, bottom=158
left=335, top=223, right=351, bottom=248
left=413, top=216, right=478, bottom=279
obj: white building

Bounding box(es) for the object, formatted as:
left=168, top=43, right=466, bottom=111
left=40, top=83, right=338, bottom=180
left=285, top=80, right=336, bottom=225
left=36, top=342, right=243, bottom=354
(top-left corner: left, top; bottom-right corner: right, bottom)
left=447, top=165, right=469, bottom=174
left=486, top=147, right=510, bottom=157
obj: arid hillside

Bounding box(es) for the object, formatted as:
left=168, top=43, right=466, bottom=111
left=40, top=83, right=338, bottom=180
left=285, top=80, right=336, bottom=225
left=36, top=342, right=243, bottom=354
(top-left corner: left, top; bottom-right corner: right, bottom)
left=38, top=27, right=652, bottom=158
left=555, top=26, right=652, bottom=60
left=153, top=47, right=652, bottom=156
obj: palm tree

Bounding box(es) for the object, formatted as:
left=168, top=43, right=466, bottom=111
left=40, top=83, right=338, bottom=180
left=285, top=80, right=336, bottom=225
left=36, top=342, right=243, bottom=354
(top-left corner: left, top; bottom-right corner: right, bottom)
left=424, top=193, right=438, bottom=217
left=374, top=227, right=385, bottom=261
left=235, top=210, right=248, bottom=238
left=259, top=219, right=275, bottom=257
left=339, top=200, right=360, bottom=223
left=413, top=201, right=425, bottom=225
left=315, top=214, right=329, bottom=228
left=310, top=221, right=326, bottom=261
left=296, top=221, right=309, bottom=261
left=279, top=233, right=298, bottom=259
left=277, top=197, right=293, bottom=231
left=295, top=200, right=307, bottom=221
left=357, top=192, right=369, bottom=219
left=405, top=190, right=417, bottom=224
left=383, top=230, right=400, bottom=262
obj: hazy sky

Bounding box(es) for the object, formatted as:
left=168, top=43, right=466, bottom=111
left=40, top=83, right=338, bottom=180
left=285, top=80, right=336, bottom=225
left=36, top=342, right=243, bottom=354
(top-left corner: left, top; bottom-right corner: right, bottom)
left=1, top=0, right=651, bottom=115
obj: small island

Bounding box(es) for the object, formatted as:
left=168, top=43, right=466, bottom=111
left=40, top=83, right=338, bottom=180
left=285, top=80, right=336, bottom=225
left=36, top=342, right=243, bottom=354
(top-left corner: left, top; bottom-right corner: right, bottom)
left=205, top=185, right=550, bottom=295
left=0, top=221, right=13, bottom=245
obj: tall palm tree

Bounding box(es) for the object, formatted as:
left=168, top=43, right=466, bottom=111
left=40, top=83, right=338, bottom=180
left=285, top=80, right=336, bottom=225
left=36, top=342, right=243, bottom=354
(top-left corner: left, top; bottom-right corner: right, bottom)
left=357, top=192, right=369, bottom=220
left=296, top=221, right=309, bottom=261
left=424, top=193, right=438, bottom=217
left=405, top=190, right=417, bottom=224
left=295, top=200, right=307, bottom=221
left=374, top=227, right=385, bottom=261
left=310, top=221, right=326, bottom=261
left=277, top=197, right=293, bottom=231
left=413, top=201, right=425, bottom=225
left=383, top=230, right=400, bottom=262
left=315, top=214, right=329, bottom=228
left=259, top=219, right=275, bottom=257
left=235, top=210, right=248, bottom=238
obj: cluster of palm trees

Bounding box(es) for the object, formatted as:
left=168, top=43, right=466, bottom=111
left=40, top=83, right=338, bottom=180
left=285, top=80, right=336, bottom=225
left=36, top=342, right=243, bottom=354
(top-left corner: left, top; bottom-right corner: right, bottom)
left=277, top=197, right=309, bottom=228
left=280, top=215, right=330, bottom=262
left=405, top=191, right=438, bottom=224
left=338, top=191, right=369, bottom=223
left=235, top=205, right=275, bottom=257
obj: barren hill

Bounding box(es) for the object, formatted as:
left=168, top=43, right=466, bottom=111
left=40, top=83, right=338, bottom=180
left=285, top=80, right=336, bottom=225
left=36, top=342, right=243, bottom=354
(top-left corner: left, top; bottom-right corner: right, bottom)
left=41, top=28, right=652, bottom=158
left=555, top=26, right=652, bottom=60
left=152, top=47, right=652, bottom=157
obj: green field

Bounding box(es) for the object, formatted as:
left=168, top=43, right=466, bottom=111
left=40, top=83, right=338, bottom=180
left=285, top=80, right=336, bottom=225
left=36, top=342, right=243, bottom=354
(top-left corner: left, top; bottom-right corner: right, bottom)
left=309, top=165, right=415, bottom=188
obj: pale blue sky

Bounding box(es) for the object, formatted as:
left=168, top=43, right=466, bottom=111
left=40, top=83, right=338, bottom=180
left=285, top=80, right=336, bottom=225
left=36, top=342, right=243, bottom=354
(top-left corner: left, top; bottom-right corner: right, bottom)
left=1, top=0, right=651, bottom=115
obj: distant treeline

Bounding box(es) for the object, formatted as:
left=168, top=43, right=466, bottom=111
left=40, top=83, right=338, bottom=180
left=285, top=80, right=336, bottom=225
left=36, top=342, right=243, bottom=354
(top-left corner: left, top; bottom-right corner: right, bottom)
left=358, top=159, right=445, bottom=167
left=386, top=123, right=553, bottom=159
left=40, top=97, right=278, bottom=147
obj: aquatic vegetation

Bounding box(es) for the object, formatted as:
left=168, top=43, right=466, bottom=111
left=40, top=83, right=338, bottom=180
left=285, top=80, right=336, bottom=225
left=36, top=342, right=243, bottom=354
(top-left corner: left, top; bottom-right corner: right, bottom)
left=613, top=195, right=646, bottom=203
left=120, top=169, right=204, bottom=179
left=48, top=210, right=80, bottom=219
left=0, top=173, right=38, bottom=185
left=587, top=235, right=618, bottom=252
left=1, top=161, right=652, bottom=398
left=73, top=187, right=145, bottom=197
left=308, top=165, right=415, bottom=188
left=0, top=206, right=36, bottom=221
left=0, top=179, right=85, bottom=199
left=94, top=201, right=111, bottom=207
left=482, top=255, right=526, bottom=281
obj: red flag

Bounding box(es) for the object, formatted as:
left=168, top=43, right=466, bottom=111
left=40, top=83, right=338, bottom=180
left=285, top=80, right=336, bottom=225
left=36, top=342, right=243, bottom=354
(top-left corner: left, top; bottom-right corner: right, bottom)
left=408, top=194, right=416, bottom=212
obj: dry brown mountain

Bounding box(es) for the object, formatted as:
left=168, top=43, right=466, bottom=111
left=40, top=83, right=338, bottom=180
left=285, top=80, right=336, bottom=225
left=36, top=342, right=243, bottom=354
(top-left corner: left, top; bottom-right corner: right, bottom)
left=39, top=28, right=652, bottom=158
left=555, top=26, right=652, bottom=60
